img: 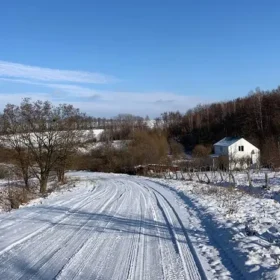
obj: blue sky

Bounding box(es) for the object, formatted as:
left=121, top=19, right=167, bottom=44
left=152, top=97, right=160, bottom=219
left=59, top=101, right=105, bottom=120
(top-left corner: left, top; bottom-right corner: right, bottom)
left=0, top=0, right=280, bottom=117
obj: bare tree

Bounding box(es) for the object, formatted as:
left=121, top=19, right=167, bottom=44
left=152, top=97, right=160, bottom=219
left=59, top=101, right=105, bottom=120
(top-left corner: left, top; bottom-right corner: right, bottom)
left=0, top=99, right=85, bottom=193
left=127, top=130, right=169, bottom=167
left=192, top=144, right=212, bottom=169
left=169, top=139, right=185, bottom=159
left=0, top=105, right=31, bottom=189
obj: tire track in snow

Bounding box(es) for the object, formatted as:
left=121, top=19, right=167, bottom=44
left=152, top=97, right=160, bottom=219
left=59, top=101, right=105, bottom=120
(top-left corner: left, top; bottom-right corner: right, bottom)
left=0, top=185, right=110, bottom=271
left=128, top=181, right=168, bottom=280
left=0, top=174, right=212, bottom=280
left=152, top=180, right=247, bottom=280
left=154, top=193, right=202, bottom=280
left=132, top=180, right=190, bottom=280
left=128, top=184, right=147, bottom=280
left=0, top=183, right=118, bottom=279
left=177, top=191, right=247, bottom=280
left=147, top=183, right=207, bottom=280
left=93, top=183, right=137, bottom=280
left=142, top=184, right=185, bottom=279
left=0, top=184, right=103, bottom=248
left=0, top=186, right=98, bottom=231
left=123, top=185, right=143, bottom=280
left=55, top=180, right=129, bottom=280
left=26, top=186, right=121, bottom=280
left=138, top=181, right=206, bottom=280
left=46, top=184, right=125, bottom=280
left=0, top=193, right=91, bottom=257
left=146, top=186, right=170, bottom=280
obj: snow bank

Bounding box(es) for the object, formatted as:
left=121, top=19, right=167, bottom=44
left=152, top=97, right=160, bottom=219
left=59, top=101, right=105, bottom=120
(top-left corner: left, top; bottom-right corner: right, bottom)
left=152, top=177, right=280, bottom=279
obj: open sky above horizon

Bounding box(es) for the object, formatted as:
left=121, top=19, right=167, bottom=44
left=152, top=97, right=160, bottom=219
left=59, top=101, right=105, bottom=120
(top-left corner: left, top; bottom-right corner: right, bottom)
left=0, top=0, right=280, bottom=117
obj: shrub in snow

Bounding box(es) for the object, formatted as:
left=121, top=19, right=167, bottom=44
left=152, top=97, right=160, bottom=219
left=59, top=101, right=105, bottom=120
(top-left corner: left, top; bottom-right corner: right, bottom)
left=245, top=224, right=258, bottom=236
left=9, top=196, right=20, bottom=209
left=0, top=165, right=9, bottom=179
left=7, top=186, right=35, bottom=210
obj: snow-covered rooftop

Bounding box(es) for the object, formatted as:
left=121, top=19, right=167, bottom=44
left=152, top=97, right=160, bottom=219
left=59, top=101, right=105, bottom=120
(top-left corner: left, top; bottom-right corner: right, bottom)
left=214, top=137, right=241, bottom=147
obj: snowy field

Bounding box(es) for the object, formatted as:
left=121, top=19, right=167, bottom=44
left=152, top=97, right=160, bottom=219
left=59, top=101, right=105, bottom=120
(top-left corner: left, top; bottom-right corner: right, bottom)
left=151, top=175, right=280, bottom=279
left=0, top=172, right=280, bottom=279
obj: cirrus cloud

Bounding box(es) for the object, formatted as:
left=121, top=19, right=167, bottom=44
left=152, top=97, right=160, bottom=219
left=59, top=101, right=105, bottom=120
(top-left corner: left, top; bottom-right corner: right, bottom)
left=0, top=61, right=213, bottom=117
left=0, top=60, right=118, bottom=84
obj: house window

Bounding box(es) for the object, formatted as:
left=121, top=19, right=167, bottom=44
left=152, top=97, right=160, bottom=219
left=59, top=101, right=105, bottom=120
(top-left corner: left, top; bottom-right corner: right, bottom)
left=220, top=146, right=223, bottom=152
left=238, top=146, right=244, bottom=152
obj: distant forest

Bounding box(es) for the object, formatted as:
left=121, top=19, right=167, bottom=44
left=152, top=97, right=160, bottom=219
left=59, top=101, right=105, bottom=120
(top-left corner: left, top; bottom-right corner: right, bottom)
left=161, top=86, right=280, bottom=165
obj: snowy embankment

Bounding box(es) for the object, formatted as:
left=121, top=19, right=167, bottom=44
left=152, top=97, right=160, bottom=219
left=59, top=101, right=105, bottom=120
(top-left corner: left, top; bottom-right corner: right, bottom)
left=167, top=170, right=280, bottom=202
left=150, top=176, right=280, bottom=279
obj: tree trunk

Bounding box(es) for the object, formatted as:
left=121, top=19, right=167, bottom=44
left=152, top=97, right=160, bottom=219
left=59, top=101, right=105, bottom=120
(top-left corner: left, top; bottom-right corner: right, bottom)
left=59, top=171, right=65, bottom=184
left=57, top=167, right=65, bottom=184
left=23, top=175, right=29, bottom=190
left=40, top=176, right=48, bottom=193
left=19, top=161, right=29, bottom=190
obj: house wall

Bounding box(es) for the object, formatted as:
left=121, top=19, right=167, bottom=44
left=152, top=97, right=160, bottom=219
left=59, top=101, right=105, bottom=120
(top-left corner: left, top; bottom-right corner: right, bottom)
left=228, top=139, right=259, bottom=159
left=214, top=138, right=260, bottom=170
left=228, top=139, right=260, bottom=170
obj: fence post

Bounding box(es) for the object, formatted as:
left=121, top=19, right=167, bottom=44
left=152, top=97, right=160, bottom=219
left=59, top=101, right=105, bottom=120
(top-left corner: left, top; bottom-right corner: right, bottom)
left=196, top=172, right=200, bottom=182
left=247, top=171, right=252, bottom=187
left=229, top=172, right=236, bottom=187
left=265, top=172, right=269, bottom=189
left=205, top=173, right=210, bottom=184
left=219, top=171, right=224, bottom=181
left=180, top=170, right=185, bottom=180
left=169, top=171, right=172, bottom=179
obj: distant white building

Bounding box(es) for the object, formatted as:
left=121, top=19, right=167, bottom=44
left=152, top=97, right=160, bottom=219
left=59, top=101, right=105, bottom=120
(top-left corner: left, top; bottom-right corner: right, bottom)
left=212, top=137, right=260, bottom=170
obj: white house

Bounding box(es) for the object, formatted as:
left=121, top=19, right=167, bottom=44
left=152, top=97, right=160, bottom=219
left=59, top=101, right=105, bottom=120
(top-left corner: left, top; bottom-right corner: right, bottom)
left=212, top=137, right=260, bottom=170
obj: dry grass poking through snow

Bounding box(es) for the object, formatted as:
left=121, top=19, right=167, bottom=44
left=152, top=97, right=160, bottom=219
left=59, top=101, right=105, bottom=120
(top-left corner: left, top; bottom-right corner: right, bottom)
left=0, top=174, right=82, bottom=212
left=192, top=184, right=247, bottom=216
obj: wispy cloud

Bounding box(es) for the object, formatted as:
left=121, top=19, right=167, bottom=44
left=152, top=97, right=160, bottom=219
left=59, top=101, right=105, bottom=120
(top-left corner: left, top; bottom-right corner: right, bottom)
left=0, top=77, right=211, bottom=117
left=67, top=91, right=204, bottom=117
left=154, top=99, right=174, bottom=104
left=0, top=60, right=117, bottom=84
left=0, top=62, right=212, bottom=117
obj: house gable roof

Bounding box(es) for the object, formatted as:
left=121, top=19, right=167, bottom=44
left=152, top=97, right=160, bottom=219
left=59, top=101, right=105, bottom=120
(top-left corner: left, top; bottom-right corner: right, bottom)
left=214, top=137, right=242, bottom=147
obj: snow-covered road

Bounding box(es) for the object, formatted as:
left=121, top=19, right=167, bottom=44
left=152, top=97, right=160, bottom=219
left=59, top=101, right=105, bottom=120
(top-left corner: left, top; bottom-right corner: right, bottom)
left=0, top=173, right=208, bottom=280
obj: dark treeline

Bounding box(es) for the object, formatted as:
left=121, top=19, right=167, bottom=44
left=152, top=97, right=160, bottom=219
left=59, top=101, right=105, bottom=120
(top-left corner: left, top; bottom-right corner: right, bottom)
left=161, top=87, right=280, bottom=166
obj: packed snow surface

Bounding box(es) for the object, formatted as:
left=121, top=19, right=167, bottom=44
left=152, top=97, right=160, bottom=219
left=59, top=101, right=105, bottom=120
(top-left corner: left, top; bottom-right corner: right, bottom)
left=2, top=172, right=279, bottom=279
left=0, top=172, right=209, bottom=280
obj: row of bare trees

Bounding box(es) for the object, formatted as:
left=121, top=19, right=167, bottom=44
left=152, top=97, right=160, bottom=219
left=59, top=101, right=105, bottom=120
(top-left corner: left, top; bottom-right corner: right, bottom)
left=100, top=114, right=150, bottom=141
left=0, top=99, right=85, bottom=193
left=46, top=113, right=152, bottom=131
